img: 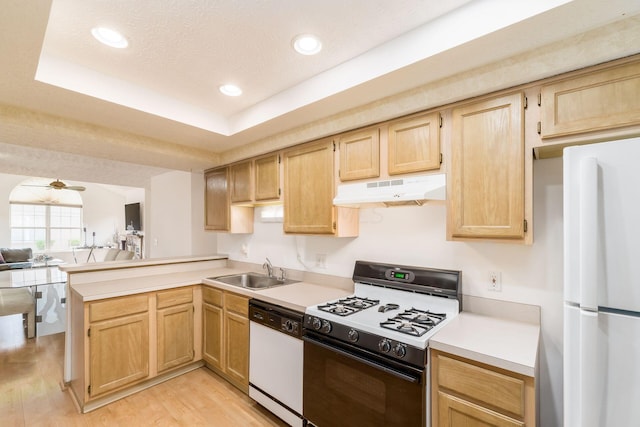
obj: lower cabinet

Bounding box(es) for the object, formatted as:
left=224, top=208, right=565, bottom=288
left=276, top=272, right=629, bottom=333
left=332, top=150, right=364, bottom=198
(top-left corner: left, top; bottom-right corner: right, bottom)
left=89, top=308, right=149, bottom=397
left=431, top=349, right=536, bottom=427
left=156, top=287, right=195, bottom=373
left=71, top=287, right=199, bottom=411
left=202, top=287, right=249, bottom=393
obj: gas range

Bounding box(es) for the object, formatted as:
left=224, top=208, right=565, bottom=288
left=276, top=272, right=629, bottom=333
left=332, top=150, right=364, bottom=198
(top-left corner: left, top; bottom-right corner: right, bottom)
left=304, top=261, right=461, bottom=367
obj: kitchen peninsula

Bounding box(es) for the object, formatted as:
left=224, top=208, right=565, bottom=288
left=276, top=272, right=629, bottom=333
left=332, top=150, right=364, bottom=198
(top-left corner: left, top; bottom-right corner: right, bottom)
left=60, top=255, right=353, bottom=413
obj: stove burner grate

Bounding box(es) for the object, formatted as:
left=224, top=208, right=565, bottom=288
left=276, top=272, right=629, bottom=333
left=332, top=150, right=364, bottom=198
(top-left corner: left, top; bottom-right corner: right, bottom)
left=380, top=308, right=447, bottom=336
left=317, top=296, right=380, bottom=316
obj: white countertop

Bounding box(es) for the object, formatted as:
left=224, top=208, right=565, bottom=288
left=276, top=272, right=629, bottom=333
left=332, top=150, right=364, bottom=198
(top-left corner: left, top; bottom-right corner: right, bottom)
left=70, top=265, right=352, bottom=312
left=429, top=312, right=540, bottom=377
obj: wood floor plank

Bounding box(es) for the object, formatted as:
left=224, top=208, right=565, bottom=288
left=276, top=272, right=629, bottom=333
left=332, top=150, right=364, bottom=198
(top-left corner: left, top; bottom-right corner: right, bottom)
left=0, top=316, right=288, bottom=427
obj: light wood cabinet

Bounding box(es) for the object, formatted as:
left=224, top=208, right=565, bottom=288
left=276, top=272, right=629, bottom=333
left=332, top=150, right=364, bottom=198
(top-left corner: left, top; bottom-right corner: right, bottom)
left=223, top=293, right=249, bottom=390
left=205, top=168, right=229, bottom=230
left=338, top=127, right=380, bottom=181
left=229, top=160, right=253, bottom=203
left=230, top=155, right=281, bottom=204
left=448, top=92, right=526, bottom=241
left=69, top=285, right=204, bottom=412
left=202, top=287, right=249, bottom=393
left=431, top=349, right=535, bottom=427
left=540, top=59, right=640, bottom=139
left=388, top=112, right=441, bottom=175
left=204, top=167, right=253, bottom=233
left=87, top=294, right=150, bottom=398
left=283, top=138, right=358, bottom=236
left=254, top=153, right=280, bottom=202
left=202, top=287, right=224, bottom=371
left=156, top=288, right=194, bottom=373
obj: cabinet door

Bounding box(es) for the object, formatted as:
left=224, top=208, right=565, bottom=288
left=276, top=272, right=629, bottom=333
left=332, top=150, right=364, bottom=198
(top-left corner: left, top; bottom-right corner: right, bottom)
left=204, top=168, right=229, bottom=231
left=254, top=154, right=280, bottom=201
left=540, top=59, right=640, bottom=138
left=283, top=139, right=335, bottom=234
left=338, top=127, right=380, bottom=181
left=449, top=92, right=525, bottom=240
left=388, top=112, right=440, bottom=175
left=438, top=392, right=524, bottom=427
left=202, top=302, right=223, bottom=370
left=89, top=312, right=149, bottom=397
left=157, top=303, right=194, bottom=373
left=229, top=161, right=253, bottom=203
left=224, top=310, right=249, bottom=389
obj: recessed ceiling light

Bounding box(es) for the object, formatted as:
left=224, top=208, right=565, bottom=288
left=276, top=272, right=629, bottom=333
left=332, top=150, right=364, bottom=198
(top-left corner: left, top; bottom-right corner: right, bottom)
left=292, top=34, right=322, bottom=55
left=219, top=84, right=242, bottom=97
left=91, top=27, right=129, bottom=49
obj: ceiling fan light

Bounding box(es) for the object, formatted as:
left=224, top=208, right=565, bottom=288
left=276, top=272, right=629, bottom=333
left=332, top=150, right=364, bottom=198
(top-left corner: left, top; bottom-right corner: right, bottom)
left=292, top=34, right=322, bottom=55
left=91, top=27, right=129, bottom=49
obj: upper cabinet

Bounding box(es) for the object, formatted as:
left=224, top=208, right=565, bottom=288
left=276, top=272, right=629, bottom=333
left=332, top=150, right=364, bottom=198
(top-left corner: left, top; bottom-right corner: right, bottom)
left=535, top=56, right=640, bottom=158
left=540, top=59, right=640, bottom=139
left=229, top=155, right=281, bottom=204
left=229, top=161, right=252, bottom=203
left=253, top=153, right=281, bottom=202
left=448, top=92, right=527, bottom=241
left=387, top=112, right=441, bottom=175
left=204, top=167, right=253, bottom=233
left=338, top=127, right=380, bottom=181
left=283, top=138, right=358, bottom=236
left=337, top=111, right=442, bottom=183
left=205, top=168, right=230, bottom=231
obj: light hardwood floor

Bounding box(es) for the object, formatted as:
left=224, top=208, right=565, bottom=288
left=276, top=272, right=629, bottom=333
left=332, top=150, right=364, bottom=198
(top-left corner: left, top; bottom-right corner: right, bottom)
left=0, top=314, right=287, bottom=426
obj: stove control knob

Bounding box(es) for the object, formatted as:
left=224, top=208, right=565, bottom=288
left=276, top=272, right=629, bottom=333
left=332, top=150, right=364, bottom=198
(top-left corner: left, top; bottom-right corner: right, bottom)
left=284, top=320, right=295, bottom=333
left=347, top=329, right=359, bottom=343
left=311, top=317, right=322, bottom=331
left=394, top=343, right=407, bottom=358
left=320, top=320, right=332, bottom=334
left=378, top=339, right=392, bottom=353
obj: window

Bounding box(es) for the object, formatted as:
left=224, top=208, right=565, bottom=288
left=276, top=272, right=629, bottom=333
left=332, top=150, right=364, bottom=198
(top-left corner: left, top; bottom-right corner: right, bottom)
left=11, top=204, right=83, bottom=251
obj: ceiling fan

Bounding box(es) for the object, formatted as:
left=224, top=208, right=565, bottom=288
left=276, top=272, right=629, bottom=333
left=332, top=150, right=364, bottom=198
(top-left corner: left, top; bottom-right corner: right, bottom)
left=23, top=179, right=86, bottom=192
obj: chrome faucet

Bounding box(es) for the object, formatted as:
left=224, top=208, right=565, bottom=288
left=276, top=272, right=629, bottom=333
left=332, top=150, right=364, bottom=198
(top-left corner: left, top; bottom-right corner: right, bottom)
left=263, top=257, right=274, bottom=277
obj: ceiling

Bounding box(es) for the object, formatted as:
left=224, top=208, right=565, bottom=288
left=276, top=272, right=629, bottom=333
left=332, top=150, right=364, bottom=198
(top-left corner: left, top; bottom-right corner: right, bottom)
left=1, top=0, right=639, bottom=187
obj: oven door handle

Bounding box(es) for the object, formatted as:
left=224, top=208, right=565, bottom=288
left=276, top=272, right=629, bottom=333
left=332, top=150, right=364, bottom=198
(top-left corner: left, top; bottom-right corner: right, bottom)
left=303, top=335, right=421, bottom=384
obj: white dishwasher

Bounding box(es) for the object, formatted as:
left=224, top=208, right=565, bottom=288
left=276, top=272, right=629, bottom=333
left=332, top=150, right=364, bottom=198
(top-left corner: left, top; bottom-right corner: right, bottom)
left=249, top=300, right=305, bottom=427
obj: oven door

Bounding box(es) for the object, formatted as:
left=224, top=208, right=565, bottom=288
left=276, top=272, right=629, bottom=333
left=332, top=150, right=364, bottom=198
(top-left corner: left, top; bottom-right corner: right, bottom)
left=303, top=331, right=425, bottom=427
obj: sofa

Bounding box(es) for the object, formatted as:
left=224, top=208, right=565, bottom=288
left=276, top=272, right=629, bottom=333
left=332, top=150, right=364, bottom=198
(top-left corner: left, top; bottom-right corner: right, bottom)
left=0, top=248, right=33, bottom=271
left=0, top=248, right=36, bottom=338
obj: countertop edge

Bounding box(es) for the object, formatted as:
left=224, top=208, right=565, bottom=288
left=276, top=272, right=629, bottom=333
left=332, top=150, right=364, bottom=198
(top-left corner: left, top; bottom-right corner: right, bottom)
left=59, top=254, right=228, bottom=273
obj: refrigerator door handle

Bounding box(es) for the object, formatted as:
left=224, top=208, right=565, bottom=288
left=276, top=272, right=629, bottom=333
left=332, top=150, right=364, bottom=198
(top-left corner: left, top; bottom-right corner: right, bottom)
left=579, top=310, right=601, bottom=427
left=579, top=157, right=598, bottom=310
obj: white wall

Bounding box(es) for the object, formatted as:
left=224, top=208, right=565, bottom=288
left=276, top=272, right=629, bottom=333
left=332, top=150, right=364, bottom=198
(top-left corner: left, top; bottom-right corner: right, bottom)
left=218, top=157, right=564, bottom=426
left=147, top=170, right=217, bottom=258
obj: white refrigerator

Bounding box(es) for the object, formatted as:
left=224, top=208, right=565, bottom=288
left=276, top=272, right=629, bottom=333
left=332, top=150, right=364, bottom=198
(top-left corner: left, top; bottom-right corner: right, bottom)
left=564, top=137, right=640, bottom=427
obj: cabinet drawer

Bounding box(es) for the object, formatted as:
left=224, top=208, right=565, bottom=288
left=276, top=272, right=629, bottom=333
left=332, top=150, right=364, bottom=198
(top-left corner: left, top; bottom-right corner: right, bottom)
left=157, top=287, right=193, bottom=309
left=437, top=354, right=525, bottom=418
left=203, top=286, right=223, bottom=307
left=225, top=292, right=248, bottom=316
left=89, top=294, right=148, bottom=323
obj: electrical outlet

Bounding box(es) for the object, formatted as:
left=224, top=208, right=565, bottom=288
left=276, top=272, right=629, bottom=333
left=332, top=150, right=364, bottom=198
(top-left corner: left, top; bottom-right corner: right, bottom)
left=488, top=271, right=502, bottom=291
left=315, top=254, right=327, bottom=269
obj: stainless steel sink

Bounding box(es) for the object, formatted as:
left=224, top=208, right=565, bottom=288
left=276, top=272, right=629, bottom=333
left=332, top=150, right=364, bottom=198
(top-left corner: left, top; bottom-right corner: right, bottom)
left=209, top=273, right=298, bottom=290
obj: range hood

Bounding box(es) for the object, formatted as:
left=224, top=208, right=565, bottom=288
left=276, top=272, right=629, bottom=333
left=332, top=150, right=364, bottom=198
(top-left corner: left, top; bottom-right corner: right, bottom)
left=333, top=174, right=446, bottom=207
